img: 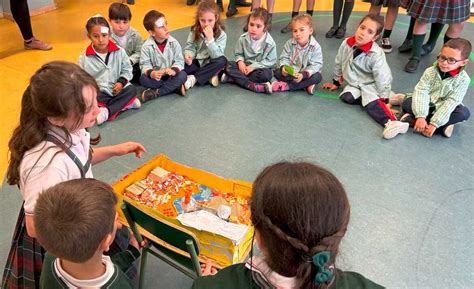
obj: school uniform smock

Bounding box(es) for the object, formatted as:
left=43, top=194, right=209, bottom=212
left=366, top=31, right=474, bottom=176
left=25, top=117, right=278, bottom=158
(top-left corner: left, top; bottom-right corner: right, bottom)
left=140, top=35, right=184, bottom=73
left=233, top=32, right=277, bottom=69
left=111, top=27, right=143, bottom=66
left=410, top=64, right=470, bottom=128
left=278, top=36, right=323, bottom=78
left=333, top=36, right=392, bottom=106
left=78, top=41, right=133, bottom=96
left=184, top=30, right=227, bottom=66
left=192, top=256, right=384, bottom=289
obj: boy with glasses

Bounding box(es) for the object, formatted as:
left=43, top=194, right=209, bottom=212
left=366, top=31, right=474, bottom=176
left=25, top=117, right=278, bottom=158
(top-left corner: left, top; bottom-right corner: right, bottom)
left=400, top=38, right=471, bottom=138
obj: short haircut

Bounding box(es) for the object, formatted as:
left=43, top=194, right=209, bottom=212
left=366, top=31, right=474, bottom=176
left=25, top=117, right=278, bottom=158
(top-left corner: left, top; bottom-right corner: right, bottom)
left=34, top=179, right=118, bottom=263
left=143, top=10, right=165, bottom=32
left=444, top=38, right=472, bottom=60
left=359, top=14, right=384, bottom=36
left=290, top=14, right=313, bottom=30
left=108, top=2, right=132, bottom=21
left=247, top=7, right=271, bottom=31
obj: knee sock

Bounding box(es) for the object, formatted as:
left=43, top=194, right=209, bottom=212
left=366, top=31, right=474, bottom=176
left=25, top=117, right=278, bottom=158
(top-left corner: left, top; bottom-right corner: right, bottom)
left=247, top=82, right=265, bottom=93
left=340, top=1, right=355, bottom=28
left=382, top=29, right=392, bottom=39
left=405, top=17, right=416, bottom=40
left=443, top=34, right=453, bottom=44
left=306, top=10, right=313, bottom=16
left=425, top=23, right=444, bottom=47
left=412, top=34, right=426, bottom=59
left=332, top=0, right=343, bottom=28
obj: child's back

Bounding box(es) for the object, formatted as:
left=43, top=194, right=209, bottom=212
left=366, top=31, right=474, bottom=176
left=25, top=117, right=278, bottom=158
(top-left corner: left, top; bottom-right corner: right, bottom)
left=193, top=161, right=383, bottom=289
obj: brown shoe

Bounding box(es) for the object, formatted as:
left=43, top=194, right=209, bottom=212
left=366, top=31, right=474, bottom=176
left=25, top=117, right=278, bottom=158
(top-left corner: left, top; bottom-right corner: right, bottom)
left=24, top=37, right=52, bottom=50
left=177, top=84, right=186, bottom=96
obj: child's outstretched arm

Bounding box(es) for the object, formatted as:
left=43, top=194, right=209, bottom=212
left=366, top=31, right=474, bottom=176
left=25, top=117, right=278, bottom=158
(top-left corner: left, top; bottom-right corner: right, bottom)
left=92, top=142, right=146, bottom=165
left=322, top=42, right=344, bottom=90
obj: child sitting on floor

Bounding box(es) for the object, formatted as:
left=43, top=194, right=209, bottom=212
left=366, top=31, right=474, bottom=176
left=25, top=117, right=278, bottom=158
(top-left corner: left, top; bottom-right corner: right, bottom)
left=400, top=38, right=471, bottom=138
left=35, top=179, right=141, bottom=288
left=223, top=7, right=276, bottom=94
left=321, top=14, right=408, bottom=139
left=192, top=161, right=383, bottom=289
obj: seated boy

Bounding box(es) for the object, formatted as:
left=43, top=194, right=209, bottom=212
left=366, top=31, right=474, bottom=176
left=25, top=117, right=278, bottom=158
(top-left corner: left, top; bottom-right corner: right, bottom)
left=35, top=179, right=140, bottom=288
left=400, top=38, right=471, bottom=138
left=322, top=14, right=409, bottom=139
left=139, top=10, right=187, bottom=102
left=109, top=2, right=143, bottom=84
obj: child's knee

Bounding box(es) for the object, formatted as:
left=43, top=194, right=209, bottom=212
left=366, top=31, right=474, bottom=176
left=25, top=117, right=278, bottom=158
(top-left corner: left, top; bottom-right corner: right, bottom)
left=340, top=92, right=357, bottom=104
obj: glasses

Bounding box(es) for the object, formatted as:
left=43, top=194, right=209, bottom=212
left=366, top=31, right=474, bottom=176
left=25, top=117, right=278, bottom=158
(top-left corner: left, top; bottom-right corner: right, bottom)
left=437, top=55, right=463, bottom=65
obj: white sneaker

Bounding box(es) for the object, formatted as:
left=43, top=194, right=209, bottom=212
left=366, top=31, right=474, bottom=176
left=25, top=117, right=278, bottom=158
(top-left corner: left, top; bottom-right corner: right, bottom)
left=380, top=37, right=393, bottom=53
left=126, top=98, right=141, bottom=110
left=388, top=92, right=406, bottom=106
left=442, top=124, right=454, bottom=138
left=184, top=75, right=197, bottom=90
left=96, top=107, right=109, bottom=125
left=220, top=73, right=228, bottom=83
left=209, top=75, right=219, bottom=87
left=383, top=120, right=409, bottom=139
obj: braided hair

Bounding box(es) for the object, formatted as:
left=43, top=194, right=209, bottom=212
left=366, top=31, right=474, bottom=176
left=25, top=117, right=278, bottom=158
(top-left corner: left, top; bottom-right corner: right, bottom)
left=251, top=161, right=350, bottom=289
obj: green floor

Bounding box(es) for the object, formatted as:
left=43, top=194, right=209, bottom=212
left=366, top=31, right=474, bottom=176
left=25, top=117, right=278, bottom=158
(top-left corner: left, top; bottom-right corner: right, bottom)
left=1, top=12, right=473, bottom=288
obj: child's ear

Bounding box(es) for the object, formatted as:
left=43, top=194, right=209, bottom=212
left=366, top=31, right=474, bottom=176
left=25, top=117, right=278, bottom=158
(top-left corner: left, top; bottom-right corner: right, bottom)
left=47, top=116, right=65, bottom=127
left=101, top=233, right=114, bottom=252
left=460, top=59, right=469, bottom=67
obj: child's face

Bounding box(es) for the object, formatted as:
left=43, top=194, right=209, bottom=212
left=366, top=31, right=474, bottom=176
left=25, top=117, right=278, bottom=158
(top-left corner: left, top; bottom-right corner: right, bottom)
left=292, top=20, right=313, bottom=46
left=149, top=17, right=169, bottom=42
left=248, top=16, right=265, bottom=40
left=88, top=24, right=110, bottom=53
left=437, top=46, right=469, bottom=72
left=110, top=19, right=130, bottom=37
left=64, top=85, right=100, bottom=132
left=199, top=11, right=216, bottom=30
left=354, top=18, right=379, bottom=46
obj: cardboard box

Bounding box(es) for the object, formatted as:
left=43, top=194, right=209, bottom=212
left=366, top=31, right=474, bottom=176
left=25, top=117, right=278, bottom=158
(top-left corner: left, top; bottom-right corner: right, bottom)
left=112, top=154, right=254, bottom=267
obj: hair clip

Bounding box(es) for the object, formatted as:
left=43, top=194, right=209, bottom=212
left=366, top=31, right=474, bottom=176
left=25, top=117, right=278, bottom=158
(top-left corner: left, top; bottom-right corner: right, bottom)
left=312, top=251, right=333, bottom=284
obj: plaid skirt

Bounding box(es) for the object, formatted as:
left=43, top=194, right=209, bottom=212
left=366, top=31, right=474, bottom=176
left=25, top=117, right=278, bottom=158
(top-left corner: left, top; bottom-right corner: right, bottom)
left=362, top=0, right=401, bottom=7
left=407, top=0, right=471, bottom=23
left=1, top=207, right=138, bottom=288
left=2, top=207, right=44, bottom=289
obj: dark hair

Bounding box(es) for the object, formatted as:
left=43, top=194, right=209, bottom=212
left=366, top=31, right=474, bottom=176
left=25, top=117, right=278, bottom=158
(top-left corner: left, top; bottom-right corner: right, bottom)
left=251, top=162, right=350, bottom=289
left=7, top=61, right=99, bottom=186
left=108, top=2, right=132, bottom=21
left=291, top=14, right=313, bottom=31
left=34, top=179, right=118, bottom=263
left=86, top=15, right=110, bottom=33
left=191, top=0, right=224, bottom=42
left=444, top=38, right=472, bottom=60
left=359, top=14, right=384, bottom=36
left=247, top=7, right=271, bottom=31
left=143, top=10, right=165, bottom=32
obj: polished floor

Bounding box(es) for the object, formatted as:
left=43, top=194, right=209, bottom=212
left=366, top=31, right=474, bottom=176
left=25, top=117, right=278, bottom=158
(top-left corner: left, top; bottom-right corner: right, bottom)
left=0, top=1, right=473, bottom=288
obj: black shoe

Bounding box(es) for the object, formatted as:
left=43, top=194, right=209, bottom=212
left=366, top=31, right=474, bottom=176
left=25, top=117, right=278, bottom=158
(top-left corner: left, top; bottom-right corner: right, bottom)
left=421, top=43, right=434, bottom=57
left=325, top=26, right=338, bottom=38
left=235, top=0, right=252, bottom=7
left=398, top=39, right=413, bottom=53
left=226, top=6, right=238, bottom=17
left=140, top=88, right=159, bottom=103
left=400, top=113, right=415, bottom=127
left=186, top=0, right=196, bottom=5
left=404, top=58, right=420, bottom=73
left=335, top=27, right=346, bottom=39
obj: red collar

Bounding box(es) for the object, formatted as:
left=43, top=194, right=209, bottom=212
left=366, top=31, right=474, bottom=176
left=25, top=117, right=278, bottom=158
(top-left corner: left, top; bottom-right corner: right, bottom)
left=85, top=41, right=120, bottom=56
left=448, top=68, right=461, bottom=77
left=347, top=36, right=373, bottom=53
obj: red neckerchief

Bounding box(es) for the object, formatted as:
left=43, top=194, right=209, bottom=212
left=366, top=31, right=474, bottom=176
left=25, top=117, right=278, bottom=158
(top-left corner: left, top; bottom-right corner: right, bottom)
left=448, top=68, right=461, bottom=77
left=85, top=40, right=120, bottom=56
left=346, top=36, right=373, bottom=53
left=155, top=39, right=168, bottom=53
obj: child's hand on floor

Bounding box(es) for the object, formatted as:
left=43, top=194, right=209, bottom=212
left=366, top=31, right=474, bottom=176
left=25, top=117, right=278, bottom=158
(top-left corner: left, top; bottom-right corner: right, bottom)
left=165, top=67, right=176, bottom=76
left=185, top=55, right=193, bottom=65
left=422, top=124, right=436, bottom=138
left=321, top=83, right=338, bottom=90
left=200, top=259, right=218, bottom=276
left=414, top=118, right=427, bottom=133
left=112, top=82, right=123, bottom=95
left=293, top=73, right=303, bottom=83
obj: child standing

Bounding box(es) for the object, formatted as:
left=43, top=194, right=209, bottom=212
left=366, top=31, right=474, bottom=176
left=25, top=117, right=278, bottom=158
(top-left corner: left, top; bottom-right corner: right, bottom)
left=139, top=10, right=187, bottom=102
left=193, top=161, right=384, bottom=289
left=321, top=14, right=408, bottom=139
left=78, top=16, right=139, bottom=126
left=400, top=38, right=471, bottom=138
left=36, top=179, right=141, bottom=288
left=223, top=7, right=276, bottom=94
left=108, top=3, right=143, bottom=84
left=326, top=0, right=355, bottom=39
left=183, top=0, right=227, bottom=91
left=2, top=61, right=146, bottom=289
left=272, top=15, right=323, bottom=95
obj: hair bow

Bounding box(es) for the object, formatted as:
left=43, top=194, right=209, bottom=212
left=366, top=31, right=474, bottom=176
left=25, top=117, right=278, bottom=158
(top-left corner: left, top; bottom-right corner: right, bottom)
left=312, top=251, right=333, bottom=284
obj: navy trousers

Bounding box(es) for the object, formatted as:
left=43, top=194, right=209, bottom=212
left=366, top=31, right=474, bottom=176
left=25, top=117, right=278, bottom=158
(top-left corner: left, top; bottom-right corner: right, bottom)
left=98, top=85, right=137, bottom=120
left=225, top=61, right=272, bottom=89
left=273, top=68, right=322, bottom=90
left=140, top=70, right=187, bottom=96
left=184, top=56, right=227, bottom=85
left=340, top=92, right=396, bottom=126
